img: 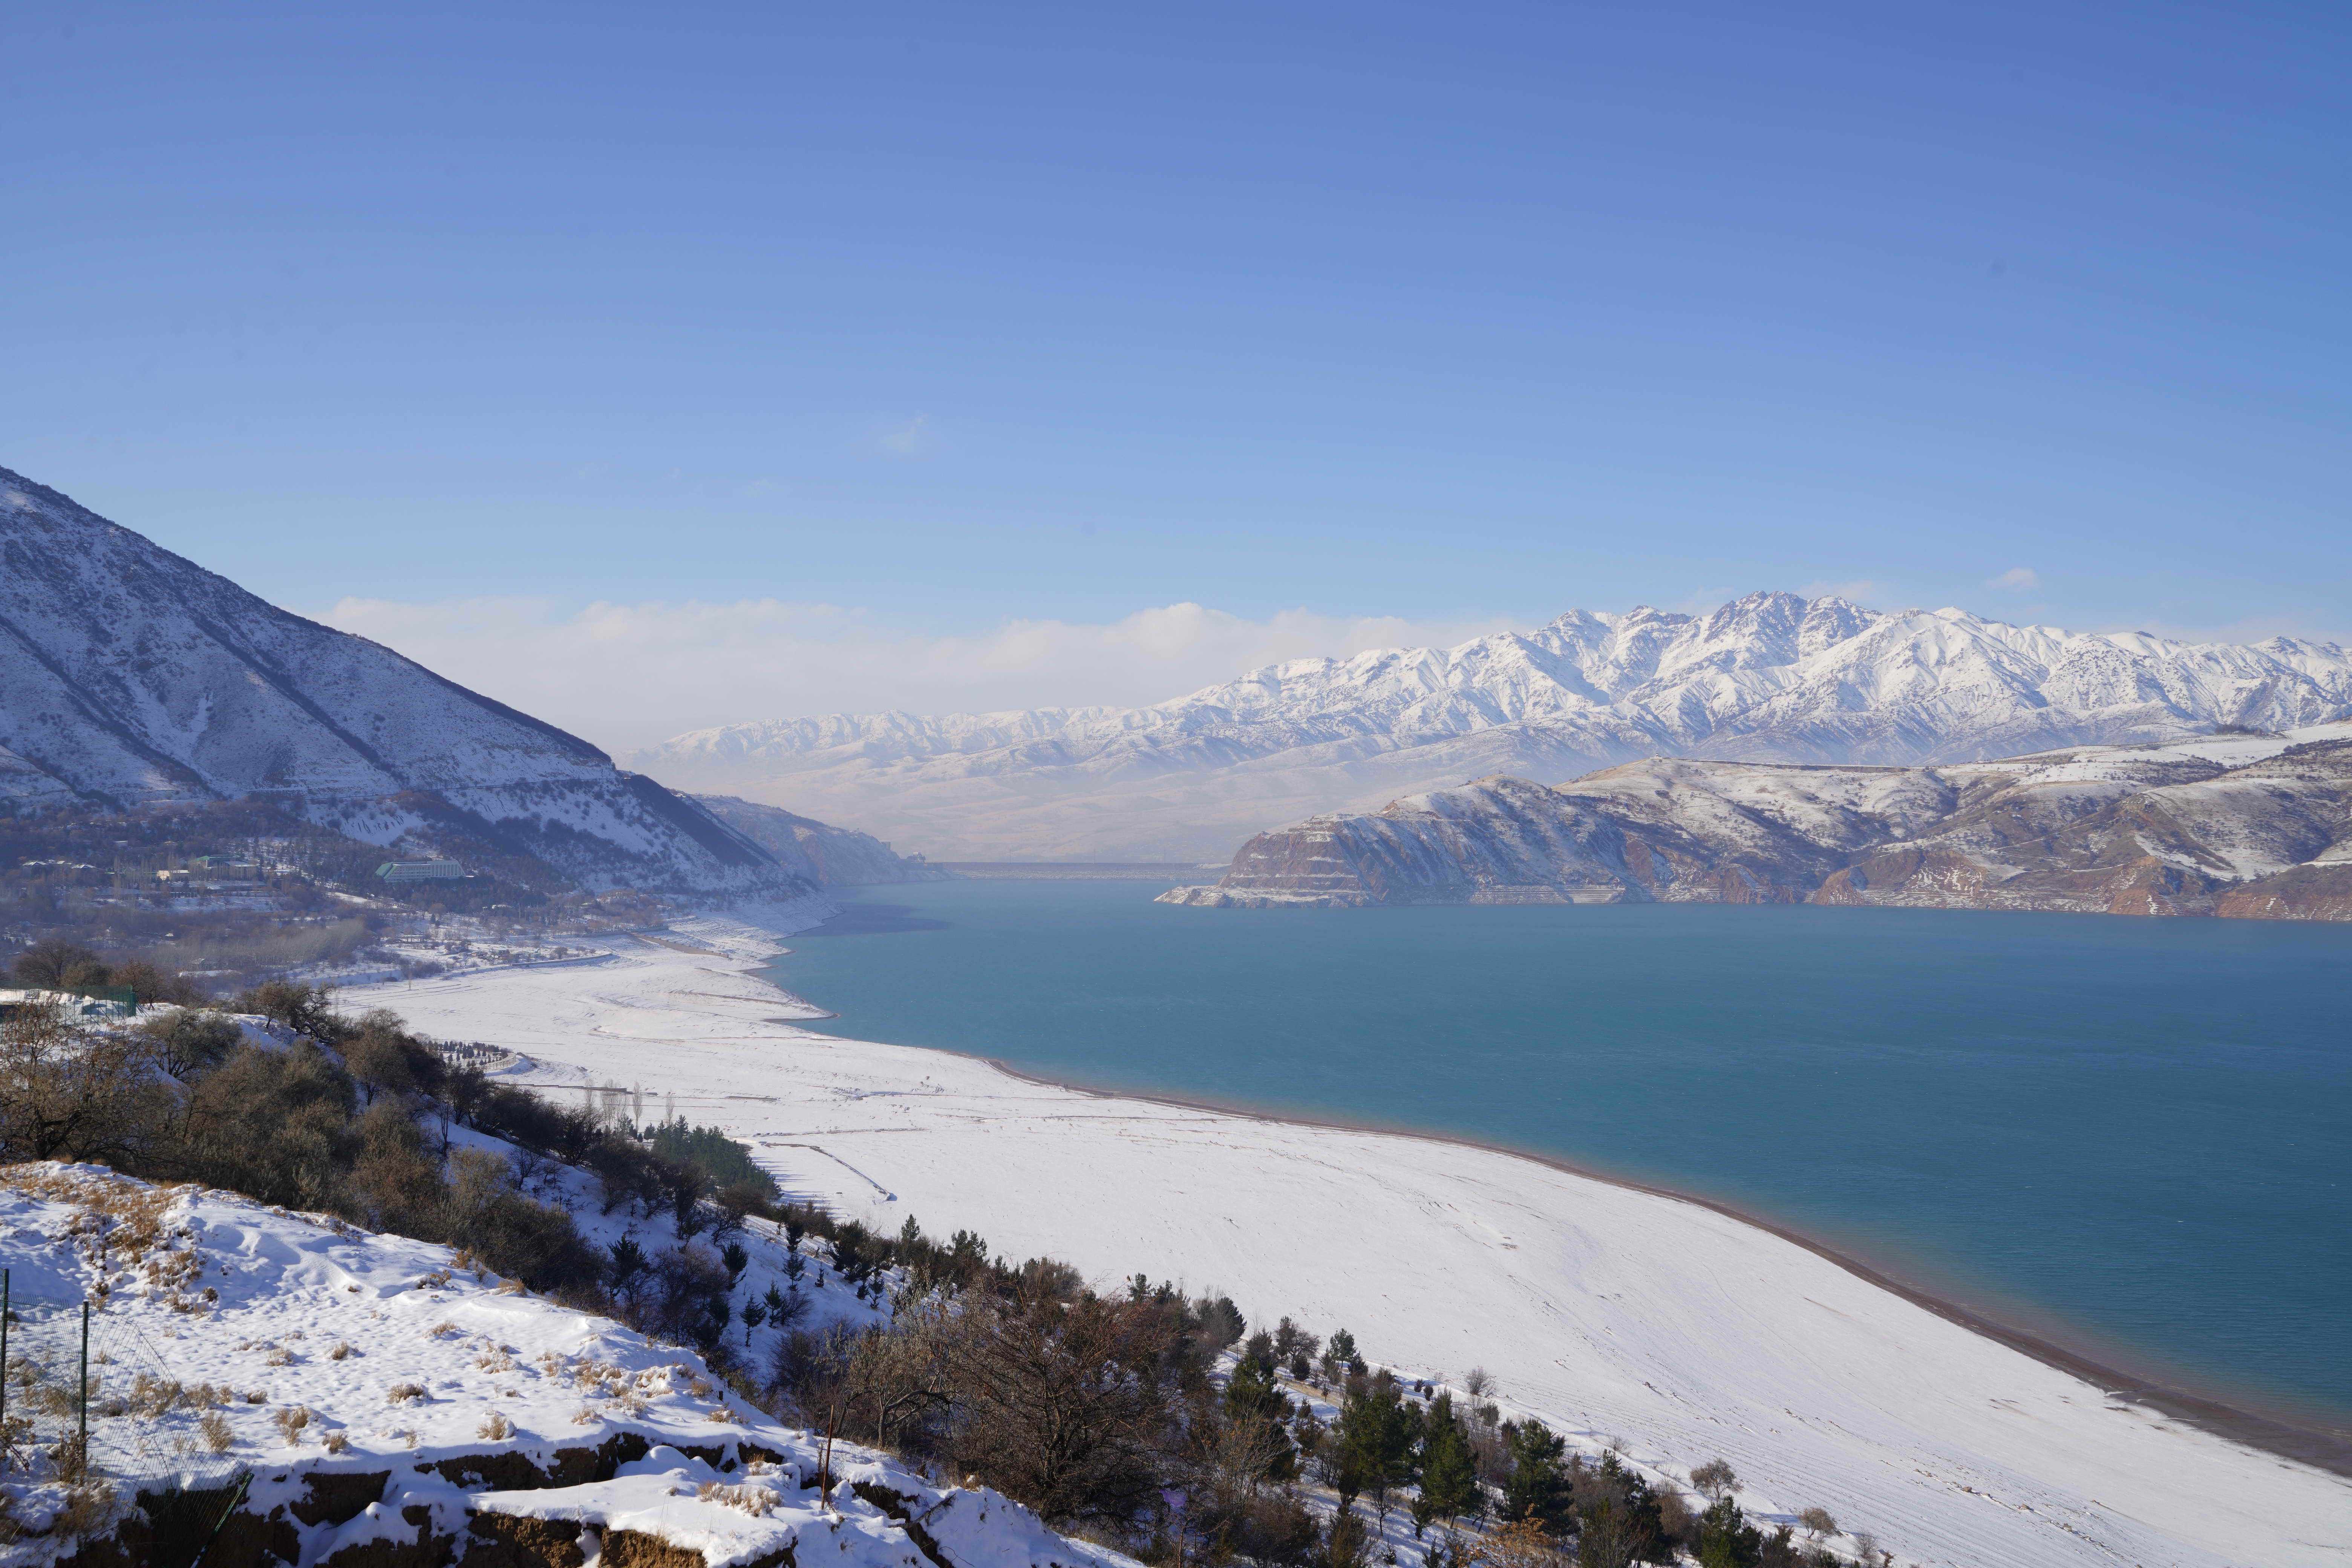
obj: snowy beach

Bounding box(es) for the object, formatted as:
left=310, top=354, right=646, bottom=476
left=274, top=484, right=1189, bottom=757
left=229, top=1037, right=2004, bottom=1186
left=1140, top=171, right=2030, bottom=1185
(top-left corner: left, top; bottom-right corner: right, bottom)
left=370, top=911, right=2352, bottom=1568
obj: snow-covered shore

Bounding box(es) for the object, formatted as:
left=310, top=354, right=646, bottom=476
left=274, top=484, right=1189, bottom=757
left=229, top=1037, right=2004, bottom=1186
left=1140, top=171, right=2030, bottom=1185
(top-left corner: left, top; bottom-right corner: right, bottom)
left=369, top=913, right=2352, bottom=1568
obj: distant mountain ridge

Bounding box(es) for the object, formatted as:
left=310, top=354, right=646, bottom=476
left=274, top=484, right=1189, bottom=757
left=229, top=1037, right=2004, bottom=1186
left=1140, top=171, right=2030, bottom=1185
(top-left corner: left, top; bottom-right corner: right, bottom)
left=636, top=593, right=2352, bottom=861
left=0, top=466, right=795, bottom=895
left=690, top=793, right=953, bottom=886
left=1160, top=725, right=2352, bottom=920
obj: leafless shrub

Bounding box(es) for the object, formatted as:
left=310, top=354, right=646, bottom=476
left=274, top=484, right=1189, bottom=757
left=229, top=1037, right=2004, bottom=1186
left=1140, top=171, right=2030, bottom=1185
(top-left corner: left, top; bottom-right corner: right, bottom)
left=1474, top=1516, right=1566, bottom=1568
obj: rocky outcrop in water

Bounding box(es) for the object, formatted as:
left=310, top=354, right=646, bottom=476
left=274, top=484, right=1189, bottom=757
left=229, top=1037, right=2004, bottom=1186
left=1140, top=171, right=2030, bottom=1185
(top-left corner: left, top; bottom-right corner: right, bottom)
left=1160, top=726, right=2352, bottom=920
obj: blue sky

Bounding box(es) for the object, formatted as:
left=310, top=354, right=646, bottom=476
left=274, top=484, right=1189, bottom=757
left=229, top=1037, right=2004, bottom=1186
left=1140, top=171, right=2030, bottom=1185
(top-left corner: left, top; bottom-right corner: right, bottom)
left=3, top=1, right=2346, bottom=738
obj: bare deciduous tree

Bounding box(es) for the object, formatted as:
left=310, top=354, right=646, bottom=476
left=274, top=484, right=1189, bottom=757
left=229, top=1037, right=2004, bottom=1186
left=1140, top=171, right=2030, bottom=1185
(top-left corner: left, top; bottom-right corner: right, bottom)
left=1689, top=1457, right=1737, bottom=1501
left=0, top=1003, right=166, bottom=1164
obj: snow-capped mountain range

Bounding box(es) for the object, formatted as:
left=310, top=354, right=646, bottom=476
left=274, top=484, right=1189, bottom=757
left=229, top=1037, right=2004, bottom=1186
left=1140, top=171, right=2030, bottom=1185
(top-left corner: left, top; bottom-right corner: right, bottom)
left=637, top=593, right=2352, bottom=861
left=0, top=467, right=788, bottom=895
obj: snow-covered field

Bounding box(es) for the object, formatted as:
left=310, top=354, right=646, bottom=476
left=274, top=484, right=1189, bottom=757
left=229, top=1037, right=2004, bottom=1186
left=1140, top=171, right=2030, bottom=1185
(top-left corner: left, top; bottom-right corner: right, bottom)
left=368, top=917, right=2352, bottom=1568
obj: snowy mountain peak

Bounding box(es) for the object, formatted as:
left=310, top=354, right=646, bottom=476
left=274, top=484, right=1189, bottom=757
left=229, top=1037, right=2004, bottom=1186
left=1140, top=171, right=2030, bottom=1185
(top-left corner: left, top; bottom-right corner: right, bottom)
left=0, top=466, right=792, bottom=895
left=634, top=593, right=2352, bottom=862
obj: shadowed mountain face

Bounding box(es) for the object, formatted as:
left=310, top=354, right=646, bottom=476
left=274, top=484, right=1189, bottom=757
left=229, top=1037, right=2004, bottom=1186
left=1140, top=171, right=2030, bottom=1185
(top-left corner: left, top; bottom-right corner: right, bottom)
left=0, top=467, right=790, bottom=896
left=635, top=593, right=2352, bottom=861
left=1159, top=726, right=2352, bottom=919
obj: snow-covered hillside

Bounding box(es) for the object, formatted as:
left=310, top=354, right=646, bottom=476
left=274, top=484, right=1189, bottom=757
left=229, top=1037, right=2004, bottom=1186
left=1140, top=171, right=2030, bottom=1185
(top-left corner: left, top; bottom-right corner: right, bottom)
left=632, top=593, right=2352, bottom=861
left=1162, top=723, right=2352, bottom=915
left=0, top=1162, right=1127, bottom=1568
left=0, top=467, right=790, bottom=897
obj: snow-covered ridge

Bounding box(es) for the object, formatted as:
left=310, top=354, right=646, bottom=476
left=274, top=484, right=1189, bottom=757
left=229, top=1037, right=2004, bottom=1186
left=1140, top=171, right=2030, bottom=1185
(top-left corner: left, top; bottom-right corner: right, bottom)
left=0, top=1163, right=1128, bottom=1568
left=631, top=593, right=2352, bottom=861
left=1162, top=722, right=2352, bottom=914
left=0, top=467, right=790, bottom=897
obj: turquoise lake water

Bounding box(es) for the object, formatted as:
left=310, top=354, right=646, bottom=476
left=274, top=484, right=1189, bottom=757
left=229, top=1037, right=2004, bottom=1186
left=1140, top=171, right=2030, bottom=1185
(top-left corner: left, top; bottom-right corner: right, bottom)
left=764, top=879, right=2352, bottom=1428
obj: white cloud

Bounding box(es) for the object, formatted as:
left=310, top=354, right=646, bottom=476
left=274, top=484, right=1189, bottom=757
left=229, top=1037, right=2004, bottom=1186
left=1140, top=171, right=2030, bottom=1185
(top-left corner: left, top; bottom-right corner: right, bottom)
left=1798, top=578, right=1888, bottom=603
left=873, top=414, right=932, bottom=458
left=318, top=596, right=1521, bottom=754
left=1988, top=567, right=2040, bottom=591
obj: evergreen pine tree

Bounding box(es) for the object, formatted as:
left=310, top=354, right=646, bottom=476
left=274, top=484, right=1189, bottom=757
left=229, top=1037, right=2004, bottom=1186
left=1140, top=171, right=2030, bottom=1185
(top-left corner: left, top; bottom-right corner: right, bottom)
left=1227, top=1354, right=1299, bottom=1481
left=1334, top=1373, right=1421, bottom=1521
left=1501, top=1419, right=1572, bottom=1532
left=1410, top=1394, right=1482, bottom=1535
left=1697, top=1496, right=1763, bottom=1568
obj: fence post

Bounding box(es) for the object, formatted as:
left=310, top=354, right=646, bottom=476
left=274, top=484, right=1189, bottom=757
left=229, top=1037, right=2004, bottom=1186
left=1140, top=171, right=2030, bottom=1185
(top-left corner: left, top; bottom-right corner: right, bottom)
left=79, top=1299, right=90, bottom=1463
left=1, top=1267, right=10, bottom=1469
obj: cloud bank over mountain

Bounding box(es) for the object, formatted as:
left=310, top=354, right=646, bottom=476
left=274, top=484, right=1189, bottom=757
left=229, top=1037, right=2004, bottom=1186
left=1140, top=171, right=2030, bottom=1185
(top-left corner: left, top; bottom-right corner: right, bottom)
left=319, top=594, right=1519, bottom=750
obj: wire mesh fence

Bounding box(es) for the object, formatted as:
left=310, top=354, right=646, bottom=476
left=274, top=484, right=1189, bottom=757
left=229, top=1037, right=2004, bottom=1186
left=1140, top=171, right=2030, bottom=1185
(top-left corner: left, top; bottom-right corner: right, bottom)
left=1, top=1269, right=247, bottom=1555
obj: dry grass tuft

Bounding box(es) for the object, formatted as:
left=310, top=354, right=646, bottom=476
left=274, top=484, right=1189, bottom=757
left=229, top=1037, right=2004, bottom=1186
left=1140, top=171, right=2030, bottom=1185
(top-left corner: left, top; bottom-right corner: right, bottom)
left=476, top=1410, right=513, bottom=1441
left=52, top=1481, right=121, bottom=1542
left=698, top=1481, right=777, bottom=1517
left=200, top=1411, right=234, bottom=1453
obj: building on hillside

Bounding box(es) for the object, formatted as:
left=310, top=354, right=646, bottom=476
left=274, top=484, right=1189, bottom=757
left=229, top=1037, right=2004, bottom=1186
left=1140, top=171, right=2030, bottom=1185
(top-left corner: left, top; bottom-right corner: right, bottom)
left=0, top=986, right=137, bottom=1021
left=375, top=860, right=467, bottom=883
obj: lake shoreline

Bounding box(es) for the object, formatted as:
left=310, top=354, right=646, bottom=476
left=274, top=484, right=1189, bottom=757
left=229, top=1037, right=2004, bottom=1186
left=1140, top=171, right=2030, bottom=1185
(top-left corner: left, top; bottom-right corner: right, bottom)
left=377, top=913, right=2352, bottom=1563
left=776, top=880, right=2352, bottom=1469
left=965, top=1049, right=2352, bottom=1478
